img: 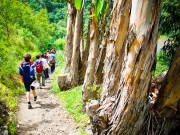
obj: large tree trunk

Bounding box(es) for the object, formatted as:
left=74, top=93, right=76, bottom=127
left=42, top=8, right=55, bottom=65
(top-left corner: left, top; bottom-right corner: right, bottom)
left=64, top=3, right=76, bottom=73
left=70, top=9, right=83, bottom=87
left=87, top=0, right=162, bottom=134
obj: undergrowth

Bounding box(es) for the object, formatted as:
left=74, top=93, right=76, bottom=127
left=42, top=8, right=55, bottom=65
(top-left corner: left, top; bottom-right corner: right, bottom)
left=0, top=75, right=24, bottom=135
left=153, top=51, right=168, bottom=78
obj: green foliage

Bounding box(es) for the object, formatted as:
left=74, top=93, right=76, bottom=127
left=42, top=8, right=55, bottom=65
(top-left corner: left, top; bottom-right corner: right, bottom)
left=154, top=52, right=168, bottom=78
left=53, top=38, right=65, bottom=50
left=94, top=0, right=107, bottom=21
left=86, top=85, right=102, bottom=101
left=74, top=0, right=83, bottom=10
left=0, top=0, right=53, bottom=134
left=160, top=38, right=179, bottom=66
left=159, top=0, right=180, bottom=65
left=0, top=82, right=24, bottom=134
left=22, top=0, right=67, bottom=23
left=83, top=0, right=91, bottom=41
left=7, top=117, right=17, bottom=135
left=0, top=0, right=54, bottom=77
left=22, top=0, right=67, bottom=51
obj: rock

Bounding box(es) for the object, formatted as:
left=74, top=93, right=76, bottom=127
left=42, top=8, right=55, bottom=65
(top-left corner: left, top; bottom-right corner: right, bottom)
left=3, top=130, right=8, bottom=135
left=58, top=75, right=71, bottom=91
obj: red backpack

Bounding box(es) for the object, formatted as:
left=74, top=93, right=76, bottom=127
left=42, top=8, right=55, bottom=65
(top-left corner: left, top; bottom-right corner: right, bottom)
left=36, top=61, right=43, bottom=73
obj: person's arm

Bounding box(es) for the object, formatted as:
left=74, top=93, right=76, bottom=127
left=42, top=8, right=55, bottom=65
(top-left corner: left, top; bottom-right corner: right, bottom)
left=46, top=60, right=50, bottom=69
left=31, top=61, right=37, bottom=69
left=19, top=66, right=23, bottom=76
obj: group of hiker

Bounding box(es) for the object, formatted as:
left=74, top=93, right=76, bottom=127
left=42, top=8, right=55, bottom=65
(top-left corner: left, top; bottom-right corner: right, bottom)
left=18, top=49, right=56, bottom=109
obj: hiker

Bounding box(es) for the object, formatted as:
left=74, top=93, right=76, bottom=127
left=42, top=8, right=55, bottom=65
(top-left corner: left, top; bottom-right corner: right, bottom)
left=41, top=54, right=50, bottom=80
left=19, top=53, right=37, bottom=109
left=34, top=55, right=45, bottom=88
left=48, top=50, right=56, bottom=74
left=51, top=48, right=56, bottom=54
left=45, top=50, right=49, bottom=61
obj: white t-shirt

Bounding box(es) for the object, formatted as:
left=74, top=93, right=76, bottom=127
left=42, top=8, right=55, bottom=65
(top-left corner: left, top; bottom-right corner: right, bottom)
left=41, top=58, right=50, bottom=69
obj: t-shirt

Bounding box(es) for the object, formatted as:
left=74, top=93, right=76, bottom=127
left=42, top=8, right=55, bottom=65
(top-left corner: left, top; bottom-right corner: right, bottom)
left=19, top=61, right=36, bottom=83
left=41, top=58, right=50, bottom=69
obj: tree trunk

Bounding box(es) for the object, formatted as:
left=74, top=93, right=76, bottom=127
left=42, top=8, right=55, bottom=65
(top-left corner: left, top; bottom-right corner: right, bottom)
left=153, top=47, right=180, bottom=135
left=94, top=35, right=107, bottom=85
left=79, top=19, right=91, bottom=84
left=64, top=3, right=76, bottom=73
left=94, top=1, right=112, bottom=85
left=70, top=9, right=82, bottom=87
left=88, top=0, right=161, bottom=134
left=79, top=10, right=84, bottom=82
left=82, top=1, right=112, bottom=108
left=82, top=3, right=100, bottom=108
left=80, top=10, right=84, bottom=64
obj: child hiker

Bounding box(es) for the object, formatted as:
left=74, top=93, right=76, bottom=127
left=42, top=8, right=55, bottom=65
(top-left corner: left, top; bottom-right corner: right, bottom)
left=34, top=55, right=45, bottom=88
left=19, top=53, right=37, bottom=109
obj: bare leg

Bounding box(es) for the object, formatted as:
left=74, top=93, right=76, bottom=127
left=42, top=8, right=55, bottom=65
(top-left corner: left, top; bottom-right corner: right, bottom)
left=26, top=92, right=30, bottom=102
left=32, top=90, right=37, bottom=97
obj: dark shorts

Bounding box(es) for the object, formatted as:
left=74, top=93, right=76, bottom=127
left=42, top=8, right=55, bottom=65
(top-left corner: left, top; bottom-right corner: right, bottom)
left=24, top=83, right=35, bottom=92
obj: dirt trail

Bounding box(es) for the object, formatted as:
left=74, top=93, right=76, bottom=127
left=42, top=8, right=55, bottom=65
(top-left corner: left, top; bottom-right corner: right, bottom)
left=16, top=75, right=80, bottom=135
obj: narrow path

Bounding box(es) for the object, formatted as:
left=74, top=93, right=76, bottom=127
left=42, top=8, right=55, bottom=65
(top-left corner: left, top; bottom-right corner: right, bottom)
left=16, top=75, right=79, bottom=135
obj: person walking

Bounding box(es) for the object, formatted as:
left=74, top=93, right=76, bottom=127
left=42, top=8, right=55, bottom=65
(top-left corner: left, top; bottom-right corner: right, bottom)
left=45, top=50, right=50, bottom=61
left=48, top=50, right=56, bottom=74
left=41, top=54, right=50, bottom=81
left=19, top=53, right=37, bottom=109
left=34, top=55, right=45, bottom=88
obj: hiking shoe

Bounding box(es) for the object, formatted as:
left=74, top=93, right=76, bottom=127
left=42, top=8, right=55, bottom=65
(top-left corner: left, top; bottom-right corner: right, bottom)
left=34, top=96, right=37, bottom=101
left=28, top=104, right=32, bottom=109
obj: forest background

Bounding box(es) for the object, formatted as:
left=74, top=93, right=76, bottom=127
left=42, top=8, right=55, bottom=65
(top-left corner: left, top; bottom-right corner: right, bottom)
left=0, top=0, right=179, bottom=134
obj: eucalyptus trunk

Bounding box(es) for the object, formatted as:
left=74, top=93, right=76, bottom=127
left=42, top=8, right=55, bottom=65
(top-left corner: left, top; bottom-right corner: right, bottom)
left=94, top=36, right=107, bottom=85
left=82, top=3, right=100, bottom=107
left=64, top=3, right=76, bottom=73
left=82, top=1, right=112, bottom=108
left=79, top=18, right=91, bottom=84
left=70, top=9, right=82, bottom=87
left=94, top=1, right=112, bottom=85
left=152, top=47, right=180, bottom=135
left=88, top=0, right=162, bottom=134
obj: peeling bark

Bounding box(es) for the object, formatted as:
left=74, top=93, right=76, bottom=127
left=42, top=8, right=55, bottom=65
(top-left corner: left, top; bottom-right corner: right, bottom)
left=70, top=10, right=83, bottom=87
left=79, top=20, right=91, bottom=84
left=82, top=3, right=100, bottom=107
left=153, top=47, right=180, bottom=135
left=64, top=4, right=76, bottom=73
left=90, top=0, right=161, bottom=134
left=94, top=36, right=107, bottom=85
left=82, top=1, right=112, bottom=110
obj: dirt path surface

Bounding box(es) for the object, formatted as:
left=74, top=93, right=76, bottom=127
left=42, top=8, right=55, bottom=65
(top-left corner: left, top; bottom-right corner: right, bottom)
left=16, top=75, right=80, bottom=135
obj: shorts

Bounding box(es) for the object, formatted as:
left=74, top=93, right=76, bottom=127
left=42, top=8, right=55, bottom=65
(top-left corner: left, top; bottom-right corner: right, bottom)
left=24, top=83, right=35, bottom=92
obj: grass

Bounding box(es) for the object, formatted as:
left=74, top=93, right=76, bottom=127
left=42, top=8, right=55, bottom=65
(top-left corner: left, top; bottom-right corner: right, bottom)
left=50, top=51, right=89, bottom=134
left=56, top=86, right=89, bottom=124
left=153, top=51, right=169, bottom=78
left=158, top=34, right=168, bottom=40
